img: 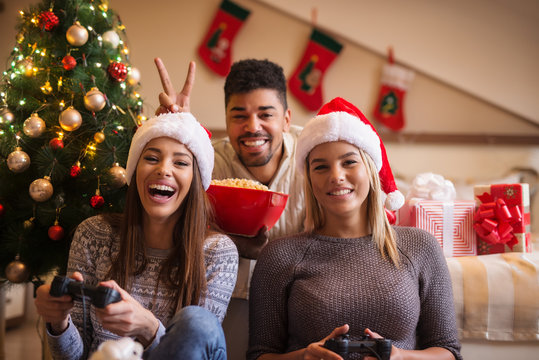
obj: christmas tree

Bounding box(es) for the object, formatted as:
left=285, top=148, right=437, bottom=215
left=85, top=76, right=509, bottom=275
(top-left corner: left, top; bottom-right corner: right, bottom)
left=0, top=0, right=145, bottom=285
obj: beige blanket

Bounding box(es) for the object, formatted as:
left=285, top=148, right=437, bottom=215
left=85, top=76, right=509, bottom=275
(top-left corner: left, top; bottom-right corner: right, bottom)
left=447, top=251, right=539, bottom=341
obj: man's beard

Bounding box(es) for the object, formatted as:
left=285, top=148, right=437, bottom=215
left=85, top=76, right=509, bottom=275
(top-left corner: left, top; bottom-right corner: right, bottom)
left=237, top=132, right=275, bottom=167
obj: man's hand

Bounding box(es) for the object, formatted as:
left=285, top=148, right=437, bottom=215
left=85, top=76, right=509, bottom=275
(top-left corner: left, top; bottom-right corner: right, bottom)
left=154, top=58, right=196, bottom=115
left=229, top=226, right=269, bottom=259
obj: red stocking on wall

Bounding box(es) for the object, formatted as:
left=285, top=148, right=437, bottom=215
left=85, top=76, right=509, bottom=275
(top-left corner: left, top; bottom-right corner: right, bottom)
left=198, top=0, right=250, bottom=77
left=372, top=56, right=414, bottom=131
left=289, top=29, right=343, bottom=111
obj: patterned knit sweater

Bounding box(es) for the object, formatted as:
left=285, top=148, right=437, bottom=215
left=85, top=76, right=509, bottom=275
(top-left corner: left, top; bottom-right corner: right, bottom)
left=248, top=226, right=462, bottom=360
left=47, top=215, right=238, bottom=360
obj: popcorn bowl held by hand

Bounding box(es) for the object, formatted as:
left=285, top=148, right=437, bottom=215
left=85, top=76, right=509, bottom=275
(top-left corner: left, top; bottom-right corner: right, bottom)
left=206, top=185, right=289, bottom=237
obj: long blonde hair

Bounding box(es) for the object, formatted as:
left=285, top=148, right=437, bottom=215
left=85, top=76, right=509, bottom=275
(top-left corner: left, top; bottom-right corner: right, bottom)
left=303, top=147, right=400, bottom=266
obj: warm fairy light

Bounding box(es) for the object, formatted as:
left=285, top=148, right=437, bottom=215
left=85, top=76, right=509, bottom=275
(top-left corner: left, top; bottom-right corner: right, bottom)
left=15, top=133, right=21, bottom=140
left=137, top=101, right=143, bottom=106
left=111, top=104, right=117, bottom=110
left=87, top=26, right=94, bottom=32
left=19, top=99, right=26, bottom=105
left=89, top=5, right=95, bottom=10
left=17, top=55, right=23, bottom=61
left=116, top=56, right=122, bottom=62
left=134, top=92, right=140, bottom=98
left=0, top=92, right=5, bottom=97
left=95, top=62, right=102, bottom=68
left=31, top=17, right=38, bottom=24
left=116, top=125, right=124, bottom=131
left=0, top=130, right=4, bottom=135
left=119, top=40, right=124, bottom=45
left=123, top=47, right=129, bottom=55
left=120, top=83, right=126, bottom=89
left=57, top=77, right=63, bottom=87
left=59, top=100, right=65, bottom=110
left=19, top=11, right=24, bottom=16
left=102, top=12, right=108, bottom=18
left=57, top=131, right=64, bottom=139
left=13, top=47, right=18, bottom=52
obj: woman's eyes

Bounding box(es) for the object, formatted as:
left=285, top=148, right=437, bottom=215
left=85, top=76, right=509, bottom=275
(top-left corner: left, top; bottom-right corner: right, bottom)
left=312, top=160, right=358, bottom=171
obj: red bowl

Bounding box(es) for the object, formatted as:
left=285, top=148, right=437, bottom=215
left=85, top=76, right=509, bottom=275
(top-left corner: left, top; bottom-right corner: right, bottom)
left=206, top=184, right=289, bottom=236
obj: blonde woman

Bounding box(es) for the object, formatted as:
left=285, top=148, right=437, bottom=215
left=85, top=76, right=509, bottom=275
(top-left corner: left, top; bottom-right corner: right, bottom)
left=248, top=98, right=461, bottom=360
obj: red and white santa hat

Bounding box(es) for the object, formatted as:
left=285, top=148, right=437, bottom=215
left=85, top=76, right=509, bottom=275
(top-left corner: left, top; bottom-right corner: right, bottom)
left=126, top=112, right=214, bottom=190
left=296, top=97, right=404, bottom=210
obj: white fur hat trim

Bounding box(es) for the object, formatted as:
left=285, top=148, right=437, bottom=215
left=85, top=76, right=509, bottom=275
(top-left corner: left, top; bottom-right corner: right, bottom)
left=125, top=112, right=214, bottom=190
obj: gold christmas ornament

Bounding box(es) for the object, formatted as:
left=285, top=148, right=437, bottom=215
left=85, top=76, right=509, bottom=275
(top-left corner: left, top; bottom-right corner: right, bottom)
left=23, top=113, right=46, bottom=137
left=0, top=108, right=15, bottom=124
left=109, top=163, right=127, bottom=188
left=127, top=67, right=141, bottom=86
left=94, top=131, right=105, bottom=143
left=19, top=58, right=34, bottom=77
left=102, top=30, right=120, bottom=48
left=5, top=258, right=30, bottom=283
left=59, top=106, right=82, bottom=131
left=29, top=176, right=53, bottom=202
left=40, top=80, right=53, bottom=94
left=84, top=87, right=106, bottom=112
left=7, top=147, right=31, bottom=173
left=66, top=22, right=88, bottom=46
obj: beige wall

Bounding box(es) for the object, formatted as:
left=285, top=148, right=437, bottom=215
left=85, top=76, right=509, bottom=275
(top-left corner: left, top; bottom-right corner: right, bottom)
left=1, top=0, right=538, bottom=230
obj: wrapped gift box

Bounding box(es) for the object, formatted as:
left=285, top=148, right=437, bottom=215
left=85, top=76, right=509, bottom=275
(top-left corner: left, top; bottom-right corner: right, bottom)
left=397, top=199, right=477, bottom=257
left=474, top=183, right=532, bottom=255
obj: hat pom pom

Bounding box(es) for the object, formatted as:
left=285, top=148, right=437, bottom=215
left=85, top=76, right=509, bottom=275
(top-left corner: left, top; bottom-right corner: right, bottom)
left=385, top=190, right=405, bottom=211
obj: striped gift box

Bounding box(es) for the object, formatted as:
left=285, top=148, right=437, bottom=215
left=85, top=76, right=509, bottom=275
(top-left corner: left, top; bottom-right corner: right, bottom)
left=447, top=252, right=539, bottom=341
left=399, top=199, right=477, bottom=257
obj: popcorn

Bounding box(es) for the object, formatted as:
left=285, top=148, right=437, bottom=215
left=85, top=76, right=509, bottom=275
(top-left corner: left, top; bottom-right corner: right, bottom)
left=211, top=178, right=269, bottom=191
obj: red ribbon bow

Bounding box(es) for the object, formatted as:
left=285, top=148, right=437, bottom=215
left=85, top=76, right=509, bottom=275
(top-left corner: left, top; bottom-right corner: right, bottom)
left=473, top=192, right=522, bottom=249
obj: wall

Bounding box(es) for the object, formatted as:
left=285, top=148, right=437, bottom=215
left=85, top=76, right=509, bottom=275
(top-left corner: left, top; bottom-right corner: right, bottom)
left=1, top=0, right=538, bottom=230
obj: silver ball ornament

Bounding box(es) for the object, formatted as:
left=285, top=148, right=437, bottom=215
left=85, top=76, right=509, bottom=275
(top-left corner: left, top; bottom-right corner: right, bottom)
left=84, top=87, right=106, bottom=112
left=0, top=108, right=15, bottom=124
left=59, top=107, right=82, bottom=131
left=102, top=30, right=120, bottom=48
left=66, top=22, right=89, bottom=46
left=127, top=67, right=141, bottom=86
left=109, top=163, right=127, bottom=188
left=5, top=259, right=30, bottom=283
left=23, top=113, right=46, bottom=137
left=7, top=147, right=31, bottom=173
left=29, top=176, right=53, bottom=202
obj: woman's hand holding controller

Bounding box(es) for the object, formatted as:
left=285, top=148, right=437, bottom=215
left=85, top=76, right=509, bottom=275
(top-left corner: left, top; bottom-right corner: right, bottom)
left=34, top=271, right=84, bottom=335
left=95, top=280, right=159, bottom=348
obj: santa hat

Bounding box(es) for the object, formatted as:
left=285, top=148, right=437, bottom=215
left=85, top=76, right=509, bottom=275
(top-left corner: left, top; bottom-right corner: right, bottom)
left=296, top=97, right=404, bottom=210
left=126, top=112, right=214, bottom=190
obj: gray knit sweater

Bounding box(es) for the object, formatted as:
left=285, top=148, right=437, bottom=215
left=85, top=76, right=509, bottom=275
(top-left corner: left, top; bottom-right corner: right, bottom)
left=248, top=226, right=462, bottom=360
left=47, top=215, right=238, bottom=360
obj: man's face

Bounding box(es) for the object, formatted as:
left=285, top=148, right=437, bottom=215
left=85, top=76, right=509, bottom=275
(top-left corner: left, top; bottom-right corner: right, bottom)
left=226, top=89, right=290, bottom=168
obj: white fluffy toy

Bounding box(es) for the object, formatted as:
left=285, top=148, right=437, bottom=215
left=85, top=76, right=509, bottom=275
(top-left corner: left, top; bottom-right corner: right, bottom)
left=89, top=337, right=143, bottom=360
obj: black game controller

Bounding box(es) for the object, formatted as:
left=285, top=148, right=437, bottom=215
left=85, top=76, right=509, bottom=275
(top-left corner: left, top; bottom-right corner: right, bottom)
left=50, top=275, right=122, bottom=308
left=324, top=333, right=392, bottom=360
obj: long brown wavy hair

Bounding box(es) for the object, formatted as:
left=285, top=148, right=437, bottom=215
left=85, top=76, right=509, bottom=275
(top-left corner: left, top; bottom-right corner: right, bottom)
left=303, top=147, right=400, bottom=266
left=106, top=157, right=213, bottom=311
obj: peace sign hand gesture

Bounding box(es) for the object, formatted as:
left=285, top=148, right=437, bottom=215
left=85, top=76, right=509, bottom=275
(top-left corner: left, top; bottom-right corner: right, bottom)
left=154, top=58, right=196, bottom=115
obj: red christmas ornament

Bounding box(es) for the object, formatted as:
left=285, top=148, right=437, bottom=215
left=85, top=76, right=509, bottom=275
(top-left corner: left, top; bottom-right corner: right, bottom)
left=39, top=11, right=59, bottom=31
left=0, top=203, right=4, bottom=217
left=107, top=62, right=128, bottom=82
left=70, top=163, right=81, bottom=178
left=90, top=194, right=105, bottom=209
left=48, top=223, right=65, bottom=241
left=62, top=55, right=77, bottom=70
left=49, top=137, right=64, bottom=149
